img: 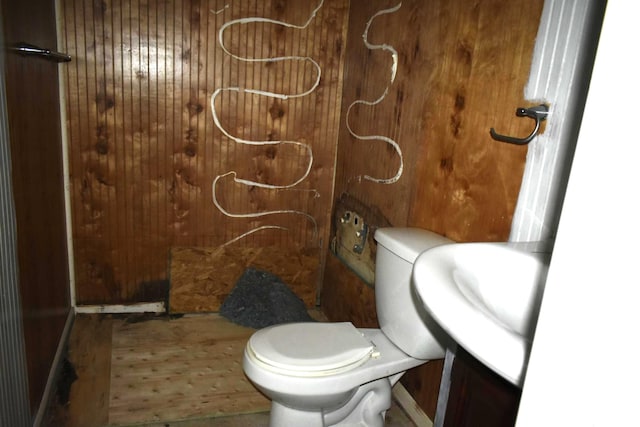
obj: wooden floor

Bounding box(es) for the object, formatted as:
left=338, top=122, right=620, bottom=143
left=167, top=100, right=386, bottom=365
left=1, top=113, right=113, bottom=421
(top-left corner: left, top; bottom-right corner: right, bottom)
left=47, top=313, right=417, bottom=427
left=109, top=315, right=269, bottom=425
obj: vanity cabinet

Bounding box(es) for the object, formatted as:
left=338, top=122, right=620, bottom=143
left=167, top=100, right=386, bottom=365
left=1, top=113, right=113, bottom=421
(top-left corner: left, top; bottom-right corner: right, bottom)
left=442, top=347, right=521, bottom=427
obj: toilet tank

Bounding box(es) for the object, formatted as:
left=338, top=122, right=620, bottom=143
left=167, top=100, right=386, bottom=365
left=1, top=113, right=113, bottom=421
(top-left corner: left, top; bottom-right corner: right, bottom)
left=374, top=228, right=452, bottom=359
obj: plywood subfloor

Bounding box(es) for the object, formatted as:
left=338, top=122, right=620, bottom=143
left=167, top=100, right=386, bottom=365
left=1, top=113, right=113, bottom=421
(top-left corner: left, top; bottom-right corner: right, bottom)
left=108, top=315, right=269, bottom=426
left=63, top=314, right=113, bottom=427
left=55, top=313, right=417, bottom=427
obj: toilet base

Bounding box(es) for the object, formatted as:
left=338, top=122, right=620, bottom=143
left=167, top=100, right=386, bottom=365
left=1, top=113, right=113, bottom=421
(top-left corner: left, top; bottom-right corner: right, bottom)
left=270, top=402, right=324, bottom=427
left=268, top=376, right=396, bottom=427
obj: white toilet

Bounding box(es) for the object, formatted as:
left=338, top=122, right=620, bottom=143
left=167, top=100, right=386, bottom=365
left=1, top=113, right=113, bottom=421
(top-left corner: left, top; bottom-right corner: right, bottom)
left=242, top=228, right=452, bottom=427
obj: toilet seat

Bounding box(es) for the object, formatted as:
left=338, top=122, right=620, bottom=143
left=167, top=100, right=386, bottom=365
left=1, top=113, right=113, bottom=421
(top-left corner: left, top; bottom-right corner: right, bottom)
left=246, top=322, right=375, bottom=377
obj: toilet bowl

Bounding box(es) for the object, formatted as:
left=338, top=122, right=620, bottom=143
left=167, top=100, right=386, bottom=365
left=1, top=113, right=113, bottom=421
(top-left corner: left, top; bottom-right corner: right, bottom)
left=243, top=323, right=425, bottom=426
left=242, top=228, right=453, bottom=426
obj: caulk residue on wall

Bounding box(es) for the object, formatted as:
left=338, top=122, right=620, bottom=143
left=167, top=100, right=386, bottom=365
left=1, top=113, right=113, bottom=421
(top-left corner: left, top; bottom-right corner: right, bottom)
left=346, top=2, right=403, bottom=185
left=210, top=1, right=325, bottom=246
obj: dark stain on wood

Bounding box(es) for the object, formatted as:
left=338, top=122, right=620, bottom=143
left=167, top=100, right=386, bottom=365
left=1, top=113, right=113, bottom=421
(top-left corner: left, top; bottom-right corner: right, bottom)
left=86, top=260, right=119, bottom=301
left=440, top=156, right=454, bottom=175
left=96, top=92, right=115, bottom=113
left=456, top=40, right=474, bottom=75
left=185, top=128, right=197, bottom=146
left=454, top=91, right=465, bottom=111
left=450, top=113, right=462, bottom=137
left=96, top=125, right=109, bottom=154
left=183, top=144, right=197, bottom=157
left=187, top=100, right=204, bottom=116
left=274, top=0, right=287, bottom=14
left=190, top=10, right=201, bottom=29
left=265, top=146, right=277, bottom=159
left=132, top=279, right=170, bottom=305
left=93, top=0, right=107, bottom=19
left=269, top=101, right=285, bottom=120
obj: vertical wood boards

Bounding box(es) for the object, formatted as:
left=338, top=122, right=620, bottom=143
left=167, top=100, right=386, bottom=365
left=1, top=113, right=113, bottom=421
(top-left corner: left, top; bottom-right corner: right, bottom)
left=1, top=0, right=72, bottom=411
left=323, top=0, right=544, bottom=419
left=59, top=0, right=349, bottom=304
left=322, top=252, right=379, bottom=327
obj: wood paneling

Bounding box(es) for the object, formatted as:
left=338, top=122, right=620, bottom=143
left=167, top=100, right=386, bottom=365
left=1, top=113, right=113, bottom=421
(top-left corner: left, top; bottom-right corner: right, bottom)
left=1, top=0, right=71, bottom=411
left=60, top=0, right=348, bottom=304
left=324, top=0, right=543, bottom=419
left=322, top=252, right=378, bottom=328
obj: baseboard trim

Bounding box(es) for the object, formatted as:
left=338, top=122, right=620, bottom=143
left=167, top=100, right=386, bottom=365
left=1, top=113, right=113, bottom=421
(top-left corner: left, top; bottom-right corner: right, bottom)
left=393, top=382, right=434, bottom=427
left=33, top=309, right=75, bottom=427
left=75, top=301, right=166, bottom=314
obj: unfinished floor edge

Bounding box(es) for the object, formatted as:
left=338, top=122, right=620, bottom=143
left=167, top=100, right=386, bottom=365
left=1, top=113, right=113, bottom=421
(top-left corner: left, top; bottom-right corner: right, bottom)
left=36, top=309, right=75, bottom=427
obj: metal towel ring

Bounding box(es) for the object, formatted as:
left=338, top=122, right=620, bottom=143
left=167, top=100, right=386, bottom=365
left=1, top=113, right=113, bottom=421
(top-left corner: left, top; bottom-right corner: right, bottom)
left=490, top=104, right=549, bottom=145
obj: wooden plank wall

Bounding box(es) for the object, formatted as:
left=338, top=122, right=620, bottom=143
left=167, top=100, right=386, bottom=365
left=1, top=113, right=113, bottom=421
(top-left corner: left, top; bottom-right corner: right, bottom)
left=59, top=0, right=348, bottom=304
left=322, top=0, right=544, bottom=419
left=2, top=0, right=71, bottom=411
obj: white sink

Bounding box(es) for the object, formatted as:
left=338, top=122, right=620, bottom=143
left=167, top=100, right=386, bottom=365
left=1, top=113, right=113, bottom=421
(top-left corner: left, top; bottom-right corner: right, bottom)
left=412, top=241, right=551, bottom=386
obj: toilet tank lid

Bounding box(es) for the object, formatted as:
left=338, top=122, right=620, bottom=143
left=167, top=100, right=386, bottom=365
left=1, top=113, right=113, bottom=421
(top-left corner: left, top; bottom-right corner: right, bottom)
left=374, top=228, right=453, bottom=262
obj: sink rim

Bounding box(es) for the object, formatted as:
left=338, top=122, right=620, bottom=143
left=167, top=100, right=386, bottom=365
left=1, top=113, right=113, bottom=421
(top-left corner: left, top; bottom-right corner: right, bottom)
left=412, top=241, right=550, bottom=387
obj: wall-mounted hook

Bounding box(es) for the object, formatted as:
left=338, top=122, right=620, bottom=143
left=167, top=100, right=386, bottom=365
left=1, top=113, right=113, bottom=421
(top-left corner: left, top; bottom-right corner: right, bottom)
left=8, top=43, right=71, bottom=62
left=490, top=104, right=549, bottom=145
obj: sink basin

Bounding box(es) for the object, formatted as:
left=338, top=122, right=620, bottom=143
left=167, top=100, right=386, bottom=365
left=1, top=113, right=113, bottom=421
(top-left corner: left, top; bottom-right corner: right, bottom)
left=412, top=241, right=551, bottom=386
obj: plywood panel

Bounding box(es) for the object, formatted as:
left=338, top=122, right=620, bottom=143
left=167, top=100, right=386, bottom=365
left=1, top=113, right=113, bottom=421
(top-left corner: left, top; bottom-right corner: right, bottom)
left=65, top=315, right=113, bottom=427
left=333, top=0, right=543, bottom=241
left=408, top=0, right=546, bottom=241
left=60, top=0, right=349, bottom=304
left=169, top=245, right=319, bottom=312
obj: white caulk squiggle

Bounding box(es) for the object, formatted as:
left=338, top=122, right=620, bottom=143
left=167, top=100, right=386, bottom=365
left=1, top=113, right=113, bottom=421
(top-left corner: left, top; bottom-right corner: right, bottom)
left=212, top=171, right=318, bottom=227
left=211, top=1, right=324, bottom=242
left=345, top=3, right=403, bottom=185
left=211, top=4, right=229, bottom=15
left=221, top=225, right=288, bottom=247
left=216, top=3, right=323, bottom=101
left=210, top=88, right=315, bottom=190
